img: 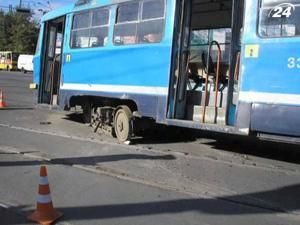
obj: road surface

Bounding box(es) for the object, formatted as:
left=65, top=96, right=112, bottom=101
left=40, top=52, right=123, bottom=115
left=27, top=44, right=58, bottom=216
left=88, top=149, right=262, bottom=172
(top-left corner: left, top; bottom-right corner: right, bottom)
left=0, top=71, right=300, bottom=225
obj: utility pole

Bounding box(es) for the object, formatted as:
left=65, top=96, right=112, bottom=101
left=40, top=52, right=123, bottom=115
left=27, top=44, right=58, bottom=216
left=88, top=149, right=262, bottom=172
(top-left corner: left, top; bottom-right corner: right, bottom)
left=16, top=0, right=31, bottom=14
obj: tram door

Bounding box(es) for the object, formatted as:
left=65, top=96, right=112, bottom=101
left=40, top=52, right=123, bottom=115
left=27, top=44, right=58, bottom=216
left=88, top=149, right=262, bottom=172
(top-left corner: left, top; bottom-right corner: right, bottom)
left=168, top=0, right=244, bottom=126
left=40, top=17, right=65, bottom=105
left=168, top=0, right=192, bottom=119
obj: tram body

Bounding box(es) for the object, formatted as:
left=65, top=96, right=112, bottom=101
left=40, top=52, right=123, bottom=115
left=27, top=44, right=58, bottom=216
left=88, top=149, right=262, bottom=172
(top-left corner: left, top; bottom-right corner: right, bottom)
left=32, top=0, right=300, bottom=142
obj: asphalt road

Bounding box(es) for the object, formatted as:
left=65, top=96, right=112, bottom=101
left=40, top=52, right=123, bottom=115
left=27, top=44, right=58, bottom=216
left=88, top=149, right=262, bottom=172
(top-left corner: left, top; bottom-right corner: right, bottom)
left=0, top=71, right=300, bottom=225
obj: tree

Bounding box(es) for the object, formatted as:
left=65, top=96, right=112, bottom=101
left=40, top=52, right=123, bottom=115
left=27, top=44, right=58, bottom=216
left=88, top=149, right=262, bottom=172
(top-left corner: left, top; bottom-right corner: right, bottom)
left=0, top=10, right=7, bottom=49
left=0, top=10, right=39, bottom=54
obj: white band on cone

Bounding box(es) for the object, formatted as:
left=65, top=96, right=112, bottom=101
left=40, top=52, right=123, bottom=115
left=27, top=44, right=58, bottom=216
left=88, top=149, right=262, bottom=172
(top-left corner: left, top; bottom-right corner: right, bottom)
left=39, top=177, right=49, bottom=185
left=37, top=194, right=52, bottom=203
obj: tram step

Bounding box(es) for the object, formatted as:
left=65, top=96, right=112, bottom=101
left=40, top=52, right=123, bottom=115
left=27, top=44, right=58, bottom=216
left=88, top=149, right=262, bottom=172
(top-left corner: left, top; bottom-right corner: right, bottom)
left=187, top=105, right=226, bottom=125
left=187, top=90, right=227, bottom=107
left=52, top=94, right=58, bottom=105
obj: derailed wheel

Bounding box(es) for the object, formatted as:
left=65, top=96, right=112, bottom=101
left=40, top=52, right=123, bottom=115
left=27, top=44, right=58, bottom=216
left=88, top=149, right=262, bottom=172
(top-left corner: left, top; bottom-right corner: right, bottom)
left=114, top=106, right=133, bottom=142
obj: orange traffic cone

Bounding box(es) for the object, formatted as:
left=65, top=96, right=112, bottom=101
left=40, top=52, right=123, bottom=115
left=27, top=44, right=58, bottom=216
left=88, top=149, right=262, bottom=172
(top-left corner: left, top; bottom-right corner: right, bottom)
left=0, top=89, right=7, bottom=108
left=27, top=166, right=63, bottom=225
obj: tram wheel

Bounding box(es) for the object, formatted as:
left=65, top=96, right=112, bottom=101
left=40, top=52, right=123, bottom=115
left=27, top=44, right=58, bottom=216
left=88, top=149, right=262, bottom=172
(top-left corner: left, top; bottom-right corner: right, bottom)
left=114, top=105, right=133, bottom=142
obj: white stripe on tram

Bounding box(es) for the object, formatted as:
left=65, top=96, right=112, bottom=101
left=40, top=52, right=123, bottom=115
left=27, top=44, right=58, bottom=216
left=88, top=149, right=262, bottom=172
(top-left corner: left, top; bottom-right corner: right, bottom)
left=239, top=91, right=300, bottom=105
left=60, top=83, right=169, bottom=96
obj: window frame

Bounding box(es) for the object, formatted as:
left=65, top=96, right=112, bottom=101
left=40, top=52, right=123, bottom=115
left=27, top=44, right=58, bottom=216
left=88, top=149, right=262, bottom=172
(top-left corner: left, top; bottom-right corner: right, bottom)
left=113, top=0, right=166, bottom=46
left=116, top=1, right=140, bottom=24
left=72, top=10, right=91, bottom=30
left=190, top=28, right=231, bottom=46
left=189, top=28, right=232, bottom=64
left=257, top=0, right=300, bottom=39
left=70, top=7, right=110, bottom=49
left=141, top=0, right=166, bottom=21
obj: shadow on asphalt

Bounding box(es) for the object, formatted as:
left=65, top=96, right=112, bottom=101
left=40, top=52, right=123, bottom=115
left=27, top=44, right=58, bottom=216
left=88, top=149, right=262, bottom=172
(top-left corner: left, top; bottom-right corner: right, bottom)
left=0, top=206, right=31, bottom=225
left=63, top=113, right=86, bottom=124
left=131, top=129, right=300, bottom=165
left=56, top=183, right=300, bottom=217
left=133, top=126, right=198, bottom=144
left=0, top=107, right=34, bottom=111
left=51, top=153, right=176, bottom=166
left=9, top=183, right=298, bottom=223
left=0, top=153, right=176, bottom=167
left=63, top=112, right=300, bottom=164
left=201, top=133, right=300, bottom=165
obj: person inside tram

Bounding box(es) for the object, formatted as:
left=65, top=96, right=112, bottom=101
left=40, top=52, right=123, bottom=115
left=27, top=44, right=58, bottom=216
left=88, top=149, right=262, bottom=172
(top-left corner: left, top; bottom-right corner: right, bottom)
left=143, top=33, right=162, bottom=43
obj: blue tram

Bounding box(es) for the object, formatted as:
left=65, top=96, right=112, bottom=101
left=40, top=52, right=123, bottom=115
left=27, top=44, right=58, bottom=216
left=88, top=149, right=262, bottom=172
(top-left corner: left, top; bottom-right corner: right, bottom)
left=32, top=0, right=300, bottom=142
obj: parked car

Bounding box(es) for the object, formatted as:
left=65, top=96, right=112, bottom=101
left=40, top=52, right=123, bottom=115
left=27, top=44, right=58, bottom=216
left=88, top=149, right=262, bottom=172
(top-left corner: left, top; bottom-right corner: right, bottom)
left=18, top=54, right=33, bottom=73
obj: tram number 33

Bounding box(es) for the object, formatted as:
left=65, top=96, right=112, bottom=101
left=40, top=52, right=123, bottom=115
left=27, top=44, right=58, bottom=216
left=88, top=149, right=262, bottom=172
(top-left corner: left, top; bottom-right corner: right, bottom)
left=288, top=57, right=300, bottom=69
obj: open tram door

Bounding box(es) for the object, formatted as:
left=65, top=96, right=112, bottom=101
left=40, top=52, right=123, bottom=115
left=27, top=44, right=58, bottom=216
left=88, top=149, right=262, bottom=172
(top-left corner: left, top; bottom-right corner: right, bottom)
left=168, top=0, right=244, bottom=128
left=39, top=16, right=65, bottom=105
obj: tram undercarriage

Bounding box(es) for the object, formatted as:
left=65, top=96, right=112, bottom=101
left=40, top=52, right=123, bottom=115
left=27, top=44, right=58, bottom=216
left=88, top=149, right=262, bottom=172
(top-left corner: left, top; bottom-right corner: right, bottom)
left=79, top=0, right=247, bottom=142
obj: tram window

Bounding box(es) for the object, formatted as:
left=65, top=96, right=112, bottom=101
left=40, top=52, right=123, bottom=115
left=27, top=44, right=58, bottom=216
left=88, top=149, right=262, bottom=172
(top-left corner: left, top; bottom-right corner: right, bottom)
left=190, top=30, right=209, bottom=46
left=73, top=12, right=90, bottom=29
left=212, top=28, right=231, bottom=44
left=114, top=0, right=165, bottom=45
left=114, top=23, right=138, bottom=45
left=48, top=26, right=57, bottom=57
left=89, top=27, right=109, bottom=47
left=117, top=2, right=139, bottom=23
left=71, top=29, right=90, bottom=48
left=142, top=0, right=164, bottom=20
left=138, top=19, right=164, bottom=43
left=92, top=8, right=109, bottom=26
left=190, top=29, right=231, bottom=63
left=114, top=2, right=139, bottom=45
left=258, top=0, right=300, bottom=37
left=71, top=8, right=109, bottom=48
